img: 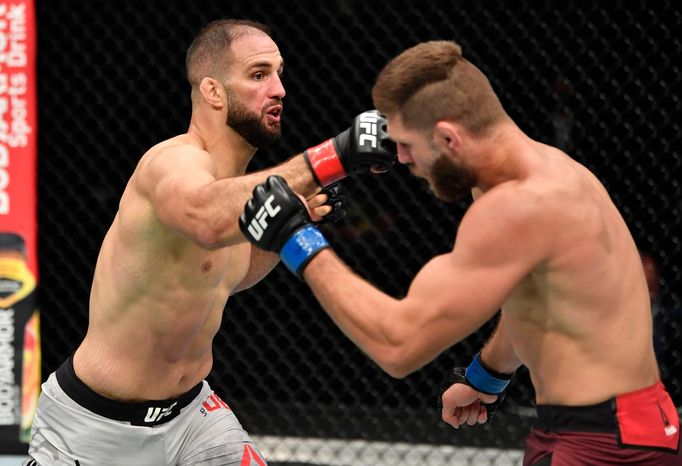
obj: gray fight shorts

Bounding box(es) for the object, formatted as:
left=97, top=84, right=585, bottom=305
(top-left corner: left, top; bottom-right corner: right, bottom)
left=24, top=357, right=267, bottom=465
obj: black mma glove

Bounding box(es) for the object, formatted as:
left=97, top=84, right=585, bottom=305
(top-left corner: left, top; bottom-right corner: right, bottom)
left=239, top=175, right=330, bottom=278
left=304, top=110, right=397, bottom=187
left=438, top=353, right=514, bottom=423
left=316, top=183, right=348, bottom=225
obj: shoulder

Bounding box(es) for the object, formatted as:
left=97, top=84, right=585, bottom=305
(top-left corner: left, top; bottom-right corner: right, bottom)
left=141, top=136, right=213, bottom=173
left=461, top=183, right=549, bottom=236
left=454, top=182, right=554, bottom=265
left=133, top=137, right=214, bottom=188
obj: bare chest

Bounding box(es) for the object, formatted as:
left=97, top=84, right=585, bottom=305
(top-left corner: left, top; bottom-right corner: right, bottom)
left=179, top=242, right=251, bottom=292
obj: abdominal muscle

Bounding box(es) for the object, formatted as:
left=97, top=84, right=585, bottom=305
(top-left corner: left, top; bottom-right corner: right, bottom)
left=73, top=296, right=224, bottom=402
left=72, top=220, right=249, bottom=401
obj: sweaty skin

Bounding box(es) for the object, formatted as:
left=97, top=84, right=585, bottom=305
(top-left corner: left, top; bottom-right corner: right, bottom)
left=73, top=32, right=321, bottom=401
left=302, top=118, right=659, bottom=409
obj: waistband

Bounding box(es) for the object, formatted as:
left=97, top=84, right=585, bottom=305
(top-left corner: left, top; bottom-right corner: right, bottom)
left=535, top=398, right=617, bottom=433
left=55, top=355, right=203, bottom=427
left=534, top=382, right=670, bottom=434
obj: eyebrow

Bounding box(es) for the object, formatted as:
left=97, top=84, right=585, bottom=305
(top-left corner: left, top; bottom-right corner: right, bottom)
left=248, top=60, right=285, bottom=72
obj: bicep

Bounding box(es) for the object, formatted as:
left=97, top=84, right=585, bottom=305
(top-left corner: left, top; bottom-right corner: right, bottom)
left=401, top=252, right=519, bottom=343
left=399, top=208, right=542, bottom=354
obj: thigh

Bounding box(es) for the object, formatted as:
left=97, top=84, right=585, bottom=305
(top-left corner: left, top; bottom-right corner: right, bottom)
left=26, top=398, right=81, bottom=466
left=175, top=386, right=267, bottom=466
left=27, top=374, right=165, bottom=466
left=180, top=439, right=267, bottom=466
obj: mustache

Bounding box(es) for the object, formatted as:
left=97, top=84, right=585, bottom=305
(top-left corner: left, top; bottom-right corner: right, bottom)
left=263, top=98, right=284, bottom=110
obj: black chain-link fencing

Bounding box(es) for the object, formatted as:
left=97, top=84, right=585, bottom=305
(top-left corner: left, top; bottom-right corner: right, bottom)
left=35, top=0, right=680, bottom=464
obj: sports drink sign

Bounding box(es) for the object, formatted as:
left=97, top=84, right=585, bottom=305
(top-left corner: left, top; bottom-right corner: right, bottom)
left=0, top=0, right=39, bottom=450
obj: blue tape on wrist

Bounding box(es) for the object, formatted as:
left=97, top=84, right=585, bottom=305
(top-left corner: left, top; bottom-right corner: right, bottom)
left=464, top=353, right=512, bottom=395
left=280, top=225, right=329, bottom=277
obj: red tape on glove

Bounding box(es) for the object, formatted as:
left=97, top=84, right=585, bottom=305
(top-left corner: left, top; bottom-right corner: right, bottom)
left=305, top=139, right=347, bottom=187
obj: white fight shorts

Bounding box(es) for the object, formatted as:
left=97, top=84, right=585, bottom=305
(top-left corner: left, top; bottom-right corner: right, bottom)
left=24, top=357, right=267, bottom=466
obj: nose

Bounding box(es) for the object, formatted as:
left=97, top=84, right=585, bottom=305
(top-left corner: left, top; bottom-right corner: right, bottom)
left=270, top=74, right=285, bottom=100
left=397, top=145, right=412, bottom=165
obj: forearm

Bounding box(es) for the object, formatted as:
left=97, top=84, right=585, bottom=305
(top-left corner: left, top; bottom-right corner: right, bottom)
left=479, top=310, right=522, bottom=374
left=232, top=247, right=280, bottom=294
left=302, top=249, right=404, bottom=372
left=196, top=155, right=319, bottom=248
left=262, top=154, right=320, bottom=198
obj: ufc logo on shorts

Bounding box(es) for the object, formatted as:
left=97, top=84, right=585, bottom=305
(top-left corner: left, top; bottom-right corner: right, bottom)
left=144, top=401, right=177, bottom=423
left=359, top=112, right=379, bottom=148
left=202, top=393, right=230, bottom=412
left=247, top=194, right=281, bottom=240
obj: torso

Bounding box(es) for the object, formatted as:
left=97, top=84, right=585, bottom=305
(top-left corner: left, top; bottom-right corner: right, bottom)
left=496, top=142, right=658, bottom=405
left=73, top=135, right=251, bottom=401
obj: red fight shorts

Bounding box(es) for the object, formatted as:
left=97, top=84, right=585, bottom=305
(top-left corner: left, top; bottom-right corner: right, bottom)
left=524, top=382, right=681, bottom=465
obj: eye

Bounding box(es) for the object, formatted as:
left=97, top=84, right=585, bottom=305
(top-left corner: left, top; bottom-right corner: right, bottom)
left=253, top=72, right=265, bottom=81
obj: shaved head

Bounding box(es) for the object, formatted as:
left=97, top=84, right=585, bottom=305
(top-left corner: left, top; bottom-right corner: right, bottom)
left=186, top=19, right=271, bottom=88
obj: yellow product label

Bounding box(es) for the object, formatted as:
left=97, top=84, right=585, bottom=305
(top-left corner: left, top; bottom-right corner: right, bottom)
left=20, top=311, right=40, bottom=443
left=0, top=253, right=39, bottom=442
left=0, top=257, right=36, bottom=309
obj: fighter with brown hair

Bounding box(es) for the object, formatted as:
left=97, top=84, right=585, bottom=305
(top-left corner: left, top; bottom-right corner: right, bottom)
left=240, top=41, right=681, bottom=464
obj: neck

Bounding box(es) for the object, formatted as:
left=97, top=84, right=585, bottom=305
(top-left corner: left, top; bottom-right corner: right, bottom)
left=187, top=110, right=256, bottom=178
left=471, top=122, right=534, bottom=192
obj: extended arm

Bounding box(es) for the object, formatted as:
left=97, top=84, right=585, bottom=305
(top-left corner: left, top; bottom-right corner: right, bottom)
left=240, top=177, right=546, bottom=378
left=302, top=232, right=525, bottom=378
left=139, top=149, right=317, bottom=249
left=139, top=110, right=394, bottom=250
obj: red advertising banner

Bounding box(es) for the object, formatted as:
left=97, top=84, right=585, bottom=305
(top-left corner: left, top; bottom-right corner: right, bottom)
left=0, top=0, right=40, bottom=449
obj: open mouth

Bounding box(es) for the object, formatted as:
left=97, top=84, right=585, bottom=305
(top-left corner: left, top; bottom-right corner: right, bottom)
left=266, top=105, right=282, bottom=122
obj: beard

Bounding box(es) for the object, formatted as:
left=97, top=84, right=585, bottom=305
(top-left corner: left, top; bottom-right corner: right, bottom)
left=427, top=150, right=477, bottom=202
left=226, top=93, right=282, bottom=149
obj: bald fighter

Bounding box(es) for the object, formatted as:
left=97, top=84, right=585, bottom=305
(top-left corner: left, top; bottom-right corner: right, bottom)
left=25, top=19, right=394, bottom=466
left=240, top=41, right=681, bottom=465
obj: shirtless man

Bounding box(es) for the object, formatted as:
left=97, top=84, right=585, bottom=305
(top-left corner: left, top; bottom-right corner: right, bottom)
left=240, top=41, right=681, bottom=464
left=25, top=19, right=394, bottom=466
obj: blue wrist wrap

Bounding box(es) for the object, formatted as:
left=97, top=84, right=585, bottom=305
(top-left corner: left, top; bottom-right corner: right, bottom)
left=464, top=353, right=512, bottom=395
left=280, top=225, right=329, bottom=278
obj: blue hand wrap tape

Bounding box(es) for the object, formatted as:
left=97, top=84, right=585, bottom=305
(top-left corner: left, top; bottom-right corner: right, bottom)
left=464, top=353, right=512, bottom=395
left=280, top=225, right=329, bottom=277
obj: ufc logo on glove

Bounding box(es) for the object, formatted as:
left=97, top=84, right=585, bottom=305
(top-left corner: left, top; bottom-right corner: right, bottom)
left=247, top=195, right=281, bottom=240
left=359, top=112, right=379, bottom=148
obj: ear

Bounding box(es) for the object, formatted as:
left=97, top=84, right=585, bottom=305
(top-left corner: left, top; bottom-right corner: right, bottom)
left=433, top=121, right=462, bottom=153
left=198, top=77, right=226, bottom=109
